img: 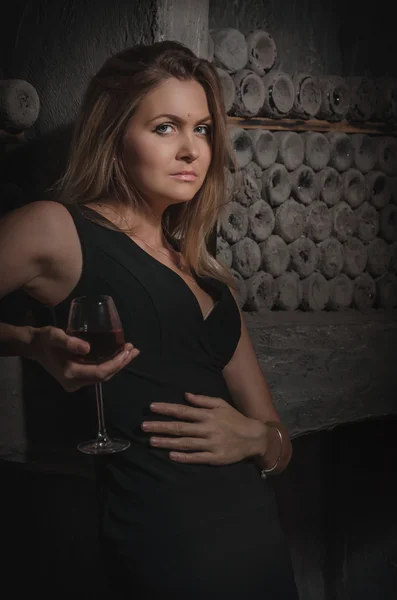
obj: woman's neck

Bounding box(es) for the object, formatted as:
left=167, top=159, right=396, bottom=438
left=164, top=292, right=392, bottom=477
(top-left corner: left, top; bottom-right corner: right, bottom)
left=93, top=200, right=167, bottom=248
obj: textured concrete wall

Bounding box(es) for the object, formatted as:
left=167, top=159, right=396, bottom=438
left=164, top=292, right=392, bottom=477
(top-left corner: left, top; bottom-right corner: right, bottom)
left=246, top=311, right=397, bottom=437
left=2, top=0, right=157, bottom=137
left=155, top=0, right=209, bottom=58
left=0, top=358, right=25, bottom=461
left=0, top=0, right=157, bottom=201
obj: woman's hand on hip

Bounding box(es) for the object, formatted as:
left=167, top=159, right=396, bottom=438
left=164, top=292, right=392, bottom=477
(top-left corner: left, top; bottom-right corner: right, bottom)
left=28, top=325, right=139, bottom=392
left=141, top=392, right=268, bottom=465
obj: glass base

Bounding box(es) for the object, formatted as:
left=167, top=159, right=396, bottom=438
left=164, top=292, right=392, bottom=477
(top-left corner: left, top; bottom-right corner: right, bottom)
left=77, top=437, right=130, bottom=455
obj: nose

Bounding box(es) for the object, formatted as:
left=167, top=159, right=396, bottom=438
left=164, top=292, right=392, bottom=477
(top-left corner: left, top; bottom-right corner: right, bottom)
left=176, top=131, right=200, bottom=163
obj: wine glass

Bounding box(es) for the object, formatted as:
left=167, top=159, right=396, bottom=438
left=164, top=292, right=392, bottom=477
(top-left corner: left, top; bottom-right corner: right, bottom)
left=66, top=295, right=131, bottom=454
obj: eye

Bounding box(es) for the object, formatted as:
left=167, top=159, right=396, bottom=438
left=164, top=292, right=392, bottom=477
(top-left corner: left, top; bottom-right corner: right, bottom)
left=154, top=123, right=174, bottom=135
left=195, top=124, right=211, bottom=135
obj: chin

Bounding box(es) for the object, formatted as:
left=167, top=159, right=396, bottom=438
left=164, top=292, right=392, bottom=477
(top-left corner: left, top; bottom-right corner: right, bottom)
left=162, top=194, right=196, bottom=208
left=161, top=185, right=202, bottom=205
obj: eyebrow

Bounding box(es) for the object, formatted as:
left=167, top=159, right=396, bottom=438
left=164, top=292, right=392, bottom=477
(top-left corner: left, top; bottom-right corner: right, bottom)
left=149, top=113, right=212, bottom=125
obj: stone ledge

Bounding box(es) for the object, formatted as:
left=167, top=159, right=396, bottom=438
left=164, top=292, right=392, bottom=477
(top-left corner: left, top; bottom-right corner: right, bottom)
left=245, top=309, right=397, bottom=437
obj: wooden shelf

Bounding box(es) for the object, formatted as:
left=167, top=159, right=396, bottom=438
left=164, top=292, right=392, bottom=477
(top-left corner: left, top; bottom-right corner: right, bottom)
left=228, top=116, right=397, bottom=136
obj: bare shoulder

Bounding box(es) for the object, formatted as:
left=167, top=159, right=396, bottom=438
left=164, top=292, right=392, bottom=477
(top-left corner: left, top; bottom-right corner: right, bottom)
left=1, top=199, right=71, bottom=226
left=0, top=200, right=74, bottom=243
left=0, top=200, right=83, bottom=305
left=0, top=199, right=79, bottom=268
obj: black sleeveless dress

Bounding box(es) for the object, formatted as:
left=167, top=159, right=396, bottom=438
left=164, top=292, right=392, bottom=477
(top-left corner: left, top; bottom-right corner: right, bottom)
left=51, top=204, right=298, bottom=599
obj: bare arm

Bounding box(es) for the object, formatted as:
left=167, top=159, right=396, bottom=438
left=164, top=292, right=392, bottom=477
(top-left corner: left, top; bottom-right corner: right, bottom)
left=222, top=301, right=292, bottom=474
left=0, top=201, right=138, bottom=387
left=0, top=321, right=36, bottom=357
left=0, top=201, right=63, bottom=356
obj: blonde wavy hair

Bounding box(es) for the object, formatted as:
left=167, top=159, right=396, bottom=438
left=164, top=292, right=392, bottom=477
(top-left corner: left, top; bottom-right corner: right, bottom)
left=55, top=40, right=234, bottom=285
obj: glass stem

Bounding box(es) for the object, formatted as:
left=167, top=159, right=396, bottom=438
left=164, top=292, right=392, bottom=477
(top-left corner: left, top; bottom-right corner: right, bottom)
left=95, top=382, right=109, bottom=443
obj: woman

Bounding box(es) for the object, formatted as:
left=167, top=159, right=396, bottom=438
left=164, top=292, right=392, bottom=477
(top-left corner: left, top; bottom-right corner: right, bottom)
left=0, top=41, right=298, bottom=598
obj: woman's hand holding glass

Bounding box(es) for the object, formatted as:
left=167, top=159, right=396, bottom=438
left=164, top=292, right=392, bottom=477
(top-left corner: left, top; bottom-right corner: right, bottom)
left=65, top=295, right=139, bottom=454
left=29, top=323, right=138, bottom=392
left=29, top=295, right=140, bottom=454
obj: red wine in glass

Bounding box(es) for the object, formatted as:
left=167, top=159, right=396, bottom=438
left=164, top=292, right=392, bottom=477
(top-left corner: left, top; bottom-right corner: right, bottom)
left=66, top=329, right=125, bottom=364
left=67, top=295, right=130, bottom=454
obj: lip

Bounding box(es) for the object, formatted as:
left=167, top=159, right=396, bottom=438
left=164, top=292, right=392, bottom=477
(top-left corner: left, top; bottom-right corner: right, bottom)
left=169, top=171, right=198, bottom=182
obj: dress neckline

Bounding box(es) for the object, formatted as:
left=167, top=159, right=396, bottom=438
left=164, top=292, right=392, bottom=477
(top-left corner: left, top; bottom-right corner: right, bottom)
left=77, top=205, right=220, bottom=323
